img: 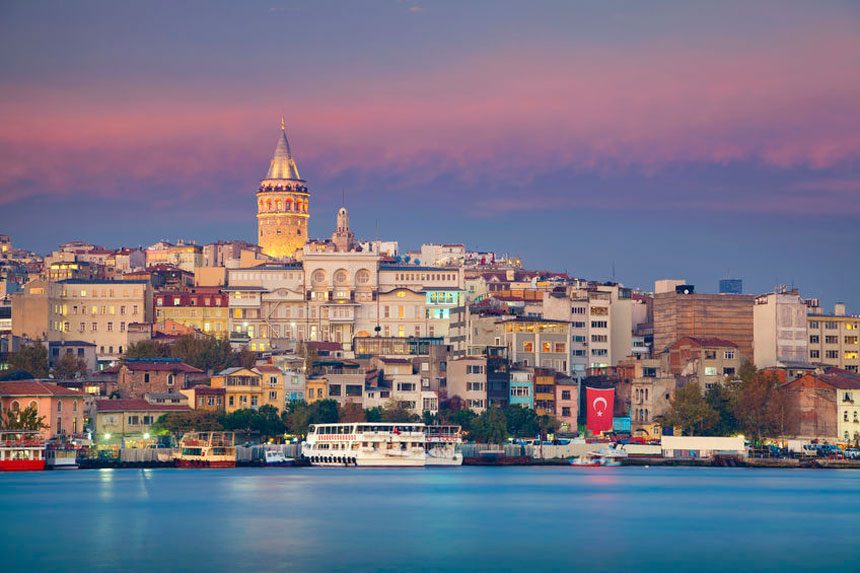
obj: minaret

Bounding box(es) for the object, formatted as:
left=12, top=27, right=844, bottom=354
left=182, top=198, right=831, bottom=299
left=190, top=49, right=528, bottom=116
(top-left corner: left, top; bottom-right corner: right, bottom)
left=256, top=117, right=309, bottom=259
left=331, top=207, right=355, bottom=252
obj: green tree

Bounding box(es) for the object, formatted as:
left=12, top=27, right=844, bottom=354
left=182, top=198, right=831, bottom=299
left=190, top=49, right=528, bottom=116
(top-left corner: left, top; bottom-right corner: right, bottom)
left=503, top=405, right=541, bottom=438
left=660, top=383, right=718, bottom=436
left=379, top=399, right=420, bottom=423
left=152, top=410, right=223, bottom=435
left=9, top=341, right=49, bottom=378
left=171, top=335, right=236, bottom=373
left=704, top=383, right=739, bottom=436
left=52, top=352, right=88, bottom=380
left=1, top=404, right=48, bottom=431
left=364, top=406, right=383, bottom=423
left=125, top=339, right=171, bottom=359
left=732, top=366, right=785, bottom=443
left=310, top=399, right=340, bottom=424
left=470, top=407, right=508, bottom=444
left=221, top=406, right=285, bottom=438
left=284, top=401, right=313, bottom=436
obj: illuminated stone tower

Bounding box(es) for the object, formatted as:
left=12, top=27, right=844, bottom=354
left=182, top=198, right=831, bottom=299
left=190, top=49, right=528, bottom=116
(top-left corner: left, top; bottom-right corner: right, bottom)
left=256, top=118, right=309, bottom=259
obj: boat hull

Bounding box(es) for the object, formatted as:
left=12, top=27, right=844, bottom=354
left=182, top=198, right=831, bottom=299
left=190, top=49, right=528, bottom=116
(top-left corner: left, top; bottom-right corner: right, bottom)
left=307, top=455, right=425, bottom=467
left=176, top=459, right=236, bottom=469
left=0, top=459, right=46, bottom=472
left=425, top=453, right=464, bottom=466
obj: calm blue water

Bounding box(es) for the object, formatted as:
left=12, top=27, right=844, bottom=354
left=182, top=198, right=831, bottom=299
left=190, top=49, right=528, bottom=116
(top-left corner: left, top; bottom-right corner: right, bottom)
left=2, top=466, right=858, bottom=572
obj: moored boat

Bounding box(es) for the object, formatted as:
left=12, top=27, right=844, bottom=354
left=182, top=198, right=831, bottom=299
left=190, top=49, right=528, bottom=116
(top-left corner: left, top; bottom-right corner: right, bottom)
left=424, top=425, right=464, bottom=466
left=175, top=432, right=237, bottom=468
left=0, top=431, right=46, bottom=472
left=264, top=446, right=295, bottom=466
left=45, top=444, right=79, bottom=470
left=303, top=423, right=425, bottom=467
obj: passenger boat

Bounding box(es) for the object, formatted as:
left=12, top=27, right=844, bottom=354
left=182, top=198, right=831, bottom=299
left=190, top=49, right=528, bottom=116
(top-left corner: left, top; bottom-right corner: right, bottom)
left=303, top=423, right=425, bottom=467
left=264, top=446, right=295, bottom=466
left=175, top=432, right=237, bottom=468
left=0, top=431, right=46, bottom=471
left=45, top=444, right=79, bottom=470
left=424, top=425, right=464, bottom=466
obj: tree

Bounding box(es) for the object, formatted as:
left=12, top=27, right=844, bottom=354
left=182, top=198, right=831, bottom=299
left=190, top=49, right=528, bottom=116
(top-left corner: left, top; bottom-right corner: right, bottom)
left=9, top=341, right=48, bottom=378
left=1, top=404, right=48, bottom=431
left=470, top=407, right=508, bottom=444
left=125, top=339, right=171, bottom=359
left=503, top=404, right=541, bottom=438
left=339, top=402, right=366, bottom=423
left=660, top=383, right=718, bottom=436
left=52, top=352, right=88, bottom=380
left=284, top=401, right=313, bottom=436
left=704, top=383, right=739, bottom=436
left=171, top=335, right=236, bottom=373
left=221, top=406, right=285, bottom=439
left=732, top=365, right=785, bottom=443
left=0, top=369, right=35, bottom=382
left=379, top=399, right=420, bottom=423
left=152, top=411, right=223, bottom=435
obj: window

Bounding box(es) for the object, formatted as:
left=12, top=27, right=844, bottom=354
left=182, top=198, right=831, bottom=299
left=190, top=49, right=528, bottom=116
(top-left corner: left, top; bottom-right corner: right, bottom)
left=591, top=335, right=607, bottom=343
left=810, top=335, right=820, bottom=344
left=523, top=342, right=534, bottom=352
left=704, top=350, right=717, bottom=360
left=809, top=321, right=819, bottom=329
left=826, top=350, right=839, bottom=359
left=144, top=373, right=150, bottom=384
left=591, top=321, right=607, bottom=329
left=542, top=342, right=551, bottom=353
left=467, top=365, right=484, bottom=374
left=825, top=321, right=838, bottom=329
left=554, top=343, right=566, bottom=353
left=810, top=350, right=820, bottom=359
left=724, top=351, right=735, bottom=360
left=167, top=374, right=175, bottom=387
left=561, top=390, right=571, bottom=400
left=107, top=322, right=113, bottom=332
left=825, top=336, right=839, bottom=344
left=705, top=366, right=718, bottom=376
left=723, top=367, right=736, bottom=376
left=562, top=407, right=571, bottom=417
left=128, top=415, right=140, bottom=425
left=846, top=337, right=859, bottom=345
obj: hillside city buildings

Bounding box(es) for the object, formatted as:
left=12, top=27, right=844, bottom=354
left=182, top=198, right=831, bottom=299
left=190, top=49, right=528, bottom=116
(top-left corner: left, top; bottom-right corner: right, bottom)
left=2, top=120, right=859, bottom=445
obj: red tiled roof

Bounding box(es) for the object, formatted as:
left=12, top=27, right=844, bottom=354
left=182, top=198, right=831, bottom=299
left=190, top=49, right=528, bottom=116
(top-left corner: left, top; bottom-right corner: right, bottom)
left=0, top=380, right=85, bottom=397
left=95, top=399, right=191, bottom=412
left=254, top=365, right=281, bottom=373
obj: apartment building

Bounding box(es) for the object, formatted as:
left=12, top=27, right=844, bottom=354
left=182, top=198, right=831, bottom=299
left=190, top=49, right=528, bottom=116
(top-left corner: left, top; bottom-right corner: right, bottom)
left=447, top=356, right=487, bottom=412
left=807, top=304, right=860, bottom=372
left=753, top=290, right=809, bottom=368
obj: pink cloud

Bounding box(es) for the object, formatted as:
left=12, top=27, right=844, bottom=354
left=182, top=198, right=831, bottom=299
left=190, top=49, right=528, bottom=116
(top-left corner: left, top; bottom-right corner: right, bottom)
left=0, top=22, right=858, bottom=210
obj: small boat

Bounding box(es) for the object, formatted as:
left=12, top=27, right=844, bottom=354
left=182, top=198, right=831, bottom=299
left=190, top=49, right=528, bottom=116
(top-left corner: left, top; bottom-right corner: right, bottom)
left=264, top=446, right=295, bottom=466
left=570, top=446, right=628, bottom=467
left=0, top=431, right=46, bottom=471
left=175, top=432, right=237, bottom=468
left=45, top=445, right=79, bottom=470
left=424, top=425, right=464, bottom=466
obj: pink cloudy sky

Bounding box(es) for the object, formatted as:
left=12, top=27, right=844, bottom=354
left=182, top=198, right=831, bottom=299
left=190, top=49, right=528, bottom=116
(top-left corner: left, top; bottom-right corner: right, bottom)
left=1, top=1, right=858, bottom=305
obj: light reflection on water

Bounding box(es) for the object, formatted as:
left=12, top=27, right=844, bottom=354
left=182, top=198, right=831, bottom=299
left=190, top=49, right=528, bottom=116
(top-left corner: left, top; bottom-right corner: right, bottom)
left=2, top=466, right=858, bottom=572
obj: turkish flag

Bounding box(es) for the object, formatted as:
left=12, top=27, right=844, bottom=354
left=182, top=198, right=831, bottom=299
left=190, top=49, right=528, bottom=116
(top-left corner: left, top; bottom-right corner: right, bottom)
left=586, top=387, right=614, bottom=434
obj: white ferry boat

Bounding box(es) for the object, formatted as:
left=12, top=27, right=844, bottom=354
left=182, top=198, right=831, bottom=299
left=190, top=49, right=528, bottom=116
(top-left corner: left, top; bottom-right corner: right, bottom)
left=175, top=432, right=237, bottom=468
left=303, top=423, right=426, bottom=467
left=424, top=425, right=464, bottom=466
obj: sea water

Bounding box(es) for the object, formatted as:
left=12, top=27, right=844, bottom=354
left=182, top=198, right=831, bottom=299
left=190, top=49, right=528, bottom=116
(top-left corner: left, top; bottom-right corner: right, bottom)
left=2, top=466, right=858, bottom=572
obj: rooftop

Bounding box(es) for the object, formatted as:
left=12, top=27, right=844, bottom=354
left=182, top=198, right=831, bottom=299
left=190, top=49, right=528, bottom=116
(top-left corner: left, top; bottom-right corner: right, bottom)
left=0, top=380, right=86, bottom=397
left=95, top=399, right=191, bottom=413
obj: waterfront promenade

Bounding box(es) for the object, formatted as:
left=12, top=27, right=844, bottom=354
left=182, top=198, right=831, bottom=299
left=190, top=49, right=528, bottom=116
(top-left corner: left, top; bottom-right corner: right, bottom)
left=3, top=466, right=858, bottom=572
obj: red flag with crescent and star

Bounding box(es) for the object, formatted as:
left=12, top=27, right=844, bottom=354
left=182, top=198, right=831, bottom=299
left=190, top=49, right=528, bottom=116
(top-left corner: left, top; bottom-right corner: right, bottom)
left=586, top=387, right=615, bottom=434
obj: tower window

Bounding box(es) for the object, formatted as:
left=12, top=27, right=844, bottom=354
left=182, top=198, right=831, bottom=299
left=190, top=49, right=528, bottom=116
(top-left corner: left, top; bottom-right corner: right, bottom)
left=297, top=229, right=302, bottom=235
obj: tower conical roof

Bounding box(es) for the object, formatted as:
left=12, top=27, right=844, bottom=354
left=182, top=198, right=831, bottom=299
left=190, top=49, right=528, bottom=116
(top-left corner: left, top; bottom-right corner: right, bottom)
left=265, top=118, right=301, bottom=180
